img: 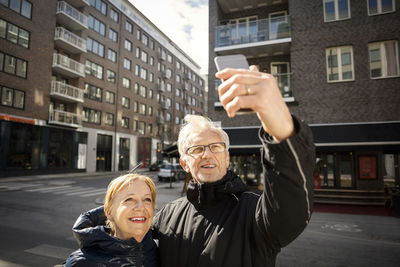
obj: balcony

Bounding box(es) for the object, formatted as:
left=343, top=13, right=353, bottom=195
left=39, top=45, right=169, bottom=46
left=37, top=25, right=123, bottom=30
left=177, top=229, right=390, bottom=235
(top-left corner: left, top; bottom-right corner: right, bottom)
left=161, top=102, right=168, bottom=110
left=54, top=27, right=86, bottom=54
left=157, top=83, right=165, bottom=92
left=157, top=116, right=164, bottom=124
left=52, top=53, right=85, bottom=78
left=48, top=109, right=82, bottom=128
left=217, top=0, right=285, bottom=13
left=215, top=16, right=291, bottom=55
left=67, top=0, right=89, bottom=8
left=56, top=1, right=88, bottom=31
left=50, top=81, right=84, bottom=103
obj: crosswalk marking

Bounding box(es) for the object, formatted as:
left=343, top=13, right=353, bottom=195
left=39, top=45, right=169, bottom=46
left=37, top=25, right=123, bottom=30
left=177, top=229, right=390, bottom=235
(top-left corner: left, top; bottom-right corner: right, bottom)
left=53, top=186, right=87, bottom=194
left=21, top=183, right=106, bottom=198
left=66, top=188, right=102, bottom=196
left=26, top=185, right=71, bottom=192
left=24, top=244, right=73, bottom=260
left=81, top=189, right=107, bottom=197
left=0, top=260, right=29, bottom=267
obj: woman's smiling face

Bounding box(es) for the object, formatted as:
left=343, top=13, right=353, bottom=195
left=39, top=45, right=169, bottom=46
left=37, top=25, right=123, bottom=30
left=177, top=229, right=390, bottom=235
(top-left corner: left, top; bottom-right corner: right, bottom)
left=107, top=180, right=154, bottom=242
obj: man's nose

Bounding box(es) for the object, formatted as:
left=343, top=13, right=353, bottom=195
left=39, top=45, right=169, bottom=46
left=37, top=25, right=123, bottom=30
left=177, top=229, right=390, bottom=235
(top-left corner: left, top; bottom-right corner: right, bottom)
left=202, top=146, right=213, bottom=157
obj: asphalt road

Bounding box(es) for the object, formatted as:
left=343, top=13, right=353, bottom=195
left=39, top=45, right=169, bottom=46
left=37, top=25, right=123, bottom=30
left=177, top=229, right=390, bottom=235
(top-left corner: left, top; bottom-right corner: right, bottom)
left=0, top=171, right=399, bottom=266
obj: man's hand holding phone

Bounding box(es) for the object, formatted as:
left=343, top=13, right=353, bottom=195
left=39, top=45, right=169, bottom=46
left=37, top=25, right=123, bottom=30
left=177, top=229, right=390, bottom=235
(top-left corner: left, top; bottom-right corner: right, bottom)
left=214, top=54, right=295, bottom=142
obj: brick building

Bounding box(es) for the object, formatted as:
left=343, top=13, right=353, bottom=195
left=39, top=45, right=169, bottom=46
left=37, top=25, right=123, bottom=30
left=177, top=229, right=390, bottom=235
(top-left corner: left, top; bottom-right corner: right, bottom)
left=0, top=0, right=206, bottom=175
left=209, top=0, right=400, bottom=202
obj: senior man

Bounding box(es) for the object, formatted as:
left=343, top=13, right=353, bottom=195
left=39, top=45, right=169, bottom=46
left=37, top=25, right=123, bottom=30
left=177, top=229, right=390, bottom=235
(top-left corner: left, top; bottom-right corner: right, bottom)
left=151, top=67, right=315, bottom=266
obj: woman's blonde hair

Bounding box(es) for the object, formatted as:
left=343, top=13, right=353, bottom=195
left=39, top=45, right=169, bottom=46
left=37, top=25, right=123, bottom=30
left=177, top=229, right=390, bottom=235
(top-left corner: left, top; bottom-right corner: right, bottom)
left=177, top=114, right=230, bottom=156
left=104, top=174, right=156, bottom=235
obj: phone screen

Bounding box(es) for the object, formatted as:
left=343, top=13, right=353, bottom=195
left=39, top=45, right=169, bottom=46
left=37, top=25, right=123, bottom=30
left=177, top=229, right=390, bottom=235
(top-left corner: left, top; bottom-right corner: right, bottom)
left=214, top=55, right=254, bottom=115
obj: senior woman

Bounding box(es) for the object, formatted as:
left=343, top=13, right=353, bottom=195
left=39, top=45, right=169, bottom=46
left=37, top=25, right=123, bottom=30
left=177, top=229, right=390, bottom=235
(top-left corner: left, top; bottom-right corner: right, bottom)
left=65, top=174, right=159, bottom=267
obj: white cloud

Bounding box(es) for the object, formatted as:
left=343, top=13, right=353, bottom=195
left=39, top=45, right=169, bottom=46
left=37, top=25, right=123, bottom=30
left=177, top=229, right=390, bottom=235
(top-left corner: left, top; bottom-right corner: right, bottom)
left=128, top=0, right=209, bottom=74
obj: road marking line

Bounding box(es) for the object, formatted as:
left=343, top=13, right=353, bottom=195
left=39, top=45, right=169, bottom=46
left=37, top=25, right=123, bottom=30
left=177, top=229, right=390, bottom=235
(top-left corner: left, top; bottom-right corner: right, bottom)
left=81, top=189, right=107, bottom=197
left=52, top=186, right=91, bottom=194
left=24, top=244, right=73, bottom=260
left=66, top=188, right=105, bottom=196
left=26, top=185, right=71, bottom=192
left=0, top=260, right=29, bottom=267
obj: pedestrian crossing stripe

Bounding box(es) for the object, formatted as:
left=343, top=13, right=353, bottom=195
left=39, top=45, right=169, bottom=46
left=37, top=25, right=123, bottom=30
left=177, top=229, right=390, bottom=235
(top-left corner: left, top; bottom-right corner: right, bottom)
left=23, top=184, right=106, bottom=198
left=24, top=244, right=73, bottom=260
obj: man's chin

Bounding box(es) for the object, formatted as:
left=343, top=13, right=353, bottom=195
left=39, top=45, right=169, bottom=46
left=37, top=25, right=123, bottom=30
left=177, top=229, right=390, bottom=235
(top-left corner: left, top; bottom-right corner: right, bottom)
left=196, top=173, right=222, bottom=183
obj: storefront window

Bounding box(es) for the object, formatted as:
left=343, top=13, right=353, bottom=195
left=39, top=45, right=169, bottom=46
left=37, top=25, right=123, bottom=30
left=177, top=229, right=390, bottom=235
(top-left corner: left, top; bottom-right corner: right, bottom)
left=230, top=153, right=261, bottom=186
left=326, top=154, right=335, bottom=187
left=383, top=154, right=396, bottom=188
left=339, top=153, right=353, bottom=188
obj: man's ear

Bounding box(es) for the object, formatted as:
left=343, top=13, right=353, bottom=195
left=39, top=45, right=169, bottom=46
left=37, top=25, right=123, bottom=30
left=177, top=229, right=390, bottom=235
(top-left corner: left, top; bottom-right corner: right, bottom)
left=180, top=157, right=189, bottom=173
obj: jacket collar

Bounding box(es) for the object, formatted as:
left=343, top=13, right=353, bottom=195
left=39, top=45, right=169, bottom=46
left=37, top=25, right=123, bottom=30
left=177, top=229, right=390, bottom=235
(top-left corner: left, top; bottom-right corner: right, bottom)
left=186, top=170, right=248, bottom=210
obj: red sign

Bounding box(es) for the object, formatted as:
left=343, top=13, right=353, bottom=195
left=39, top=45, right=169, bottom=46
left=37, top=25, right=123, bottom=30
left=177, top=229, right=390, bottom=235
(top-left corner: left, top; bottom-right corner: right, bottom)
left=359, top=156, right=377, bottom=179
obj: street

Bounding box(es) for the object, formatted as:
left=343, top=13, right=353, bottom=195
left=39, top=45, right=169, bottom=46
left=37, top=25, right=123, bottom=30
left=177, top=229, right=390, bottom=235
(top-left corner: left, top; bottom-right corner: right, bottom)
left=0, top=171, right=399, bottom=266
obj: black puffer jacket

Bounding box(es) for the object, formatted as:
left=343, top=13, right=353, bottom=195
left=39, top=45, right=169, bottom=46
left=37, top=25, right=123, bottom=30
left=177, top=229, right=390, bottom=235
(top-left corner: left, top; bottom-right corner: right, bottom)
left=152, top=117, right=315, bottom=267
left=65, top=207, right=159, bottom=267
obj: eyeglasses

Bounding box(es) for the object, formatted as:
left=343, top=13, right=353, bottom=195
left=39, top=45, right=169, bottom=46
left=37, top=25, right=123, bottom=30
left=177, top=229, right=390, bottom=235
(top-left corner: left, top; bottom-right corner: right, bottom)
left=185, top=142, right=226, bottom=156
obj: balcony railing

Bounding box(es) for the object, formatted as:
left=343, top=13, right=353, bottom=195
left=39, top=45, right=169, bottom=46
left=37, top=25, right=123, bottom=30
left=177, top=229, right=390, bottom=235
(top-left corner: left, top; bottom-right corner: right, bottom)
left=49, top=109, right=82, bottom=128
left=54, top=27, right=86, bottom=53
left=56, top=1, right=88, bottom=31
left=51, top=81, right=84, bottom=103
left=215, top=16, right=291, bottom=48
left=52, top=53, right=85, bottom=78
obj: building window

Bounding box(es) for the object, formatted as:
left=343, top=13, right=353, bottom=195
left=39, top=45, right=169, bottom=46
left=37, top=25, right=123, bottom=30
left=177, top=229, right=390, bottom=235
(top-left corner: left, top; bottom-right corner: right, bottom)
left=148, top=106, right=153, bottom=116
left=88, top=15, right=106, bottom=36
left=141, top=51, right=148, bottom=63
left=135, top=64, right=140, bottom=76
left=134, top=120, right=138, bottom=131
left=140, top=67, right=147, bottom=80
left=124, top=39, right=132, bottom=51
left=0, top=19, right=30, bottom=48
left=150, top=73, right=154, bottom=82
left=122, top=96, right=130, bottom=109
left=110, top=8, right=119, bottom=22
left=167, top=54, right=172, bottom=63
left=109, top=28, right=118, bottom=42
left=90, top=0, right=107, bottom=15
left=0, top=85, right=24, bottom=109
left=107, top=49, right=117, bottom=62
left=105, top=90, right=115, bottom=104
left=85, top=60, right=103, bottom=79
left=326, top=46, right=354, bottom=82
left=0, top=0, right=32, bottom=19
left=105, top=113, right=114, bottom=126
left=133, top=101, right=138, bottom=113
left=166, top=83, right=172, bottom=92
left=148, top=89, right=153, bottom=99
left=138, top=121, right=145, bottom=134
left=136, top=29, right=141, bottom=40
left=369, top=40, right=399, bottom=78
left=134, top=83, right=139, bottom=94
left=106, top=69, right=116, bottom=83
left=140, top=85, right=147, bottom=98
left=122, top=77, right=131, bottom=89
left=125, top=21, right=133, bottom=33
left=140, top=103, right=146, bottom=115
left=147, top=124, right=152, bottom=134
left=150, top=56, right=154, bottom=66
left=84, top=83, right=102, bottom=102
left=83, top=107, right=101, bottom=124
left=368, top=0, right=395, bottom=15
left=323, top=0, right=350, bottom=22
left=87, top=37, right=104, bottom=57
left=0, top=51, right=27, bottom=78
left=122, top=117, right=129, bottom=128
left=142, top=34, right=148, bottom=46
left=123, top=58, right=131, bottom=70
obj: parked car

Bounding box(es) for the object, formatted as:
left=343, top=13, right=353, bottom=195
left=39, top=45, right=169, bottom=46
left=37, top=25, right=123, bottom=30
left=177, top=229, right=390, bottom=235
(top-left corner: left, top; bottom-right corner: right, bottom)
left=149, top=161, right=163, bottom=171
left=157, top=163, right=186, bottom=182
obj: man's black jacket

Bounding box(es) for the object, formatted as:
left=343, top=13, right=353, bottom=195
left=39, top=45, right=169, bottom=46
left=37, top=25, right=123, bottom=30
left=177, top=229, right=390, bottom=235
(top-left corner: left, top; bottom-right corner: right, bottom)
left=152, top=117, right=315, bottom=267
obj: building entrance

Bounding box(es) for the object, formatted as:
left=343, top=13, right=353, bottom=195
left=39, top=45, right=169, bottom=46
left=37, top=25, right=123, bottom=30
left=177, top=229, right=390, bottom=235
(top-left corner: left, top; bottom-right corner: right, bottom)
left=317, top=152, right=354, bottom=189
left=96, top=134, right=112, bottom=172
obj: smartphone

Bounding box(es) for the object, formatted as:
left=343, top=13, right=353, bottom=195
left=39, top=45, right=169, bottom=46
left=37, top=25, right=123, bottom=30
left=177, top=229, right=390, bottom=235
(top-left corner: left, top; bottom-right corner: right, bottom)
left=214, top=54, right=254, bottom=115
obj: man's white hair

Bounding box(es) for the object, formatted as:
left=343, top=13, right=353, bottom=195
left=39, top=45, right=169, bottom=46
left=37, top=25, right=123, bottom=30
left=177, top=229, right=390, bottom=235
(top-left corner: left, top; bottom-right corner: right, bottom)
left=177, top=115, right=230, bottom=156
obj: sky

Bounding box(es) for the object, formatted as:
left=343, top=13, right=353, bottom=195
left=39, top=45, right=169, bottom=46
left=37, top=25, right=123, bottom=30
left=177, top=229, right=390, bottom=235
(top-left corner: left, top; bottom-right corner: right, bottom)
left=128, top=0, right=209, bottom=75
